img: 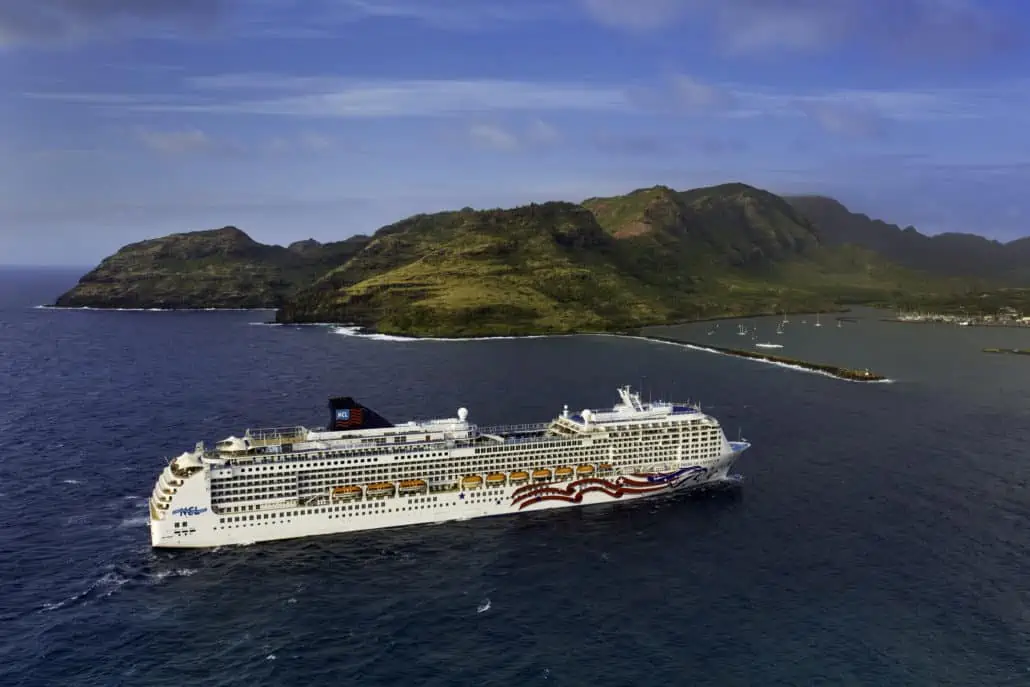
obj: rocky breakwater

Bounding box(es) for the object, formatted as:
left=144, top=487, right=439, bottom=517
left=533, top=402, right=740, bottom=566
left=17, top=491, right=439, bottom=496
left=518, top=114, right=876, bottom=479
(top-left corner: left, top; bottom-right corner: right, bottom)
left=643, top=335, right=887, bottom=382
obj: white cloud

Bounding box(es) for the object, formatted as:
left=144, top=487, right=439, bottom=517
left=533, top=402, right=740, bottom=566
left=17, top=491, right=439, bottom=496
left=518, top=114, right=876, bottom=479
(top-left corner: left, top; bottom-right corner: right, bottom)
left=797, top=101, right=885, bottom=138
left=468, top=123, right=519, bottom=150
left=526, top=118, right=560, bottom=144
left=466, top=119, right=560, bottom=150
left=576, top=0, right=1019, bottom=60
left=40, top=77, right=631, bottom=117
left=266, top=133, right=336, bottom=153
left=330, top=0, right=548, bottom=30
left=0, top=0, right=227, bottom=47
left=27, top=72, right=1030, bottom=139
left=577, top=0, right=685, bottom=30
left=672, top=74, right=736, bottom=111
left=136, top=128, right=224, bottom=154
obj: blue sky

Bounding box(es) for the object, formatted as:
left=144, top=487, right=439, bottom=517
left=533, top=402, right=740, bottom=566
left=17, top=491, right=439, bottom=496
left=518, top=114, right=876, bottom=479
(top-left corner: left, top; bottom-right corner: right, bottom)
left=3, top=0, right=1030, bottom=265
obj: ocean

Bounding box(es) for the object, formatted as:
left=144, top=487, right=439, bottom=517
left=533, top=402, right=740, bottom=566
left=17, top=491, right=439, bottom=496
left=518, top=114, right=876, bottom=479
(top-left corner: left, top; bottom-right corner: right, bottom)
left=2, top=267, right=1029, bottom=686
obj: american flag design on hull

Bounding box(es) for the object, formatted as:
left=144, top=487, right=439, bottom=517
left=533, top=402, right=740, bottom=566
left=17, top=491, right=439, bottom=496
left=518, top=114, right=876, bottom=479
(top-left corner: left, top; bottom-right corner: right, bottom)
left=510, top=466, right=711, bottom=509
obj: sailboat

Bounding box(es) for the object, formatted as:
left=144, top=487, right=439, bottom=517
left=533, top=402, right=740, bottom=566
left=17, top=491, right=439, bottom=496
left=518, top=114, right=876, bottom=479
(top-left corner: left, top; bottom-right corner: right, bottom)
left=776, top=321, right=784, bottom=335
left=814, top=313, right=822, bottom=328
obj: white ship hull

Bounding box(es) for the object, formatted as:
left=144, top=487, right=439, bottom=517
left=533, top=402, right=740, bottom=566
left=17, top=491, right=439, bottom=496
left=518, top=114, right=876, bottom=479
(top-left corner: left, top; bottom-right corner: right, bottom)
left=149, top=386, right=751, bottom=549
left=151, top=452, right=744, bottom=549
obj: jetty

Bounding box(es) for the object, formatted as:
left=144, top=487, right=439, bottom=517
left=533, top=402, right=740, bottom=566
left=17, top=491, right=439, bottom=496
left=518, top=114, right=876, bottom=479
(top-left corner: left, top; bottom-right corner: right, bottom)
left=643, top=335, right=886, bottom=381
left=982, top=347, right=1030, bottom=356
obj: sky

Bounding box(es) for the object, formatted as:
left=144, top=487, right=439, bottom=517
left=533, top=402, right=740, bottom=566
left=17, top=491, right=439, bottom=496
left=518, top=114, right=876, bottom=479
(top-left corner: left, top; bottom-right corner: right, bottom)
left=3, top=0, right=1030, bottom=265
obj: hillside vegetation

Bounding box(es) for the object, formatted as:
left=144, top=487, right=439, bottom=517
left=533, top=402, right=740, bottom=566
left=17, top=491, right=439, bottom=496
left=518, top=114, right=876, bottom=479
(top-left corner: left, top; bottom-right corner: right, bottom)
left=55, top=228, right=370, bottom=309
left=278, top=183, right=965, bottom=334
left=56, top=182, right=1000, bottom=335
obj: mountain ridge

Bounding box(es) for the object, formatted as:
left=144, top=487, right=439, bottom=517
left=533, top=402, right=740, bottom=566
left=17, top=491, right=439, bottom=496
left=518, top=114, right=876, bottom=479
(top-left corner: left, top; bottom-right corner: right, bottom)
left=53, top=182, right=1019, bottom=334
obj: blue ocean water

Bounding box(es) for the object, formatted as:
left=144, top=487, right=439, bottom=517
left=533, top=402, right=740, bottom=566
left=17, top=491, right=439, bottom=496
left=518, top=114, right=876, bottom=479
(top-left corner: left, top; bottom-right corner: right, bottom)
left=2, top=268, right=1030, bottom=686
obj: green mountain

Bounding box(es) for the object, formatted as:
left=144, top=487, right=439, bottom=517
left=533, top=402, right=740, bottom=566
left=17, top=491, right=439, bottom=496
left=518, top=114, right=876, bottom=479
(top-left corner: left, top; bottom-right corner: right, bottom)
left=277, top=183, right=958, bottom=335
left=787, top=195, right=1030, bottom=284
left=57, top=182, right=990, bottom=335
left=54, top=227, right=370, bottom=309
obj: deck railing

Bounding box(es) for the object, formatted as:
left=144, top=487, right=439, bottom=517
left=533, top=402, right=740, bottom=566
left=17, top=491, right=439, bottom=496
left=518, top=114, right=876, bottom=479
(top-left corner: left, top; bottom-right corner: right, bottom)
left=244, top=426, right=309, bottom=446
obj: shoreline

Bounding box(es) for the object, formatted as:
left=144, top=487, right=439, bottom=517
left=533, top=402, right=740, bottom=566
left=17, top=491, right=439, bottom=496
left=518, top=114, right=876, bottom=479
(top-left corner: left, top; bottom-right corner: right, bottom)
left=37, top=305, right=277, bottom=312
left=882, top=318, right=1030, bottom=329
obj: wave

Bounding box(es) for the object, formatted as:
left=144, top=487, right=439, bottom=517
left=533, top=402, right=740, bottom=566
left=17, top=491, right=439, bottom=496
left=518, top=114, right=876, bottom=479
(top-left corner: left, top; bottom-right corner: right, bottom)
left=35, top=305, right=274, bottom=312
left=39, top=566, right=197, bottom=613
left=331, top=325, right=557, bottom=343
left=249, top=321, right=338, bottom=327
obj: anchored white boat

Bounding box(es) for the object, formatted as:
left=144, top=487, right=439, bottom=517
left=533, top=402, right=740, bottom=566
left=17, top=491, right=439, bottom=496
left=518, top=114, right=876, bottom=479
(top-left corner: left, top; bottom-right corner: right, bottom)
left=149, top=386, right=750, bottom=548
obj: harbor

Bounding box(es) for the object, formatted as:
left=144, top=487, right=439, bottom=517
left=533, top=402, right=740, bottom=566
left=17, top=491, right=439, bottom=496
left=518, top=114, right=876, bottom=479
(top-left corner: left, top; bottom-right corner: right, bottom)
left=887, top=308, right=1030, bottom=327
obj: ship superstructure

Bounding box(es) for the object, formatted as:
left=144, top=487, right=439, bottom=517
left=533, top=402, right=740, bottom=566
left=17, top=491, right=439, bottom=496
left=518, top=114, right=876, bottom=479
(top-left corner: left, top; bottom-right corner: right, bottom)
left=149, top=386, right=750, bottom=548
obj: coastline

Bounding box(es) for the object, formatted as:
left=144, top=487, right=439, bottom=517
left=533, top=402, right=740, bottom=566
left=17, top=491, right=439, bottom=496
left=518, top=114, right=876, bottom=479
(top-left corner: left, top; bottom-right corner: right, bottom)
left=882, top=318, right=1030, bottom=329
left=37, top=305, right=277, bottom=312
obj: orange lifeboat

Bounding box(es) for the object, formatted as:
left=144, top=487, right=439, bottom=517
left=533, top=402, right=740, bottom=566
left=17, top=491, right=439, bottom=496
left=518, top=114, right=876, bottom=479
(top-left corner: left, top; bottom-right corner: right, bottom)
left=576, top=464, right=595, bottom=475
left=598, top=463, right=614, bottom=474
left=332, top=485, right=363, bottom=500
left=532, top=468, right=552, bottom=482
left=554, top=466, right=574, bottom=480
left=366, top=482, right=395, bottom=498
left=509, top=470, right=529, bottom=484
left=486, top=473, right=506, bottom=486
left=461, top=475, right=483, bottom=489
left=399, top=479, right=427, bottom=495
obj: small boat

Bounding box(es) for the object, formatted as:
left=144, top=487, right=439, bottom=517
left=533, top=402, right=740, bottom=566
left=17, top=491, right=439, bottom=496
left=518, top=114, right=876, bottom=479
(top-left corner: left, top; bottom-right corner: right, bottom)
left=332, top=485, right=363, bottom=500
left=598, top=463, right=614, bottom=474
left=755, top=342, right=783, bottom=349
left=485, top=473, right=506, bottom=486
left=554, top=466, right=574, bottom=480
left=576, top=464, right=595, bottom=475
left=366, top=482, right=395, bottom=497
left=461, top=475, right=483, bottom=489
left=399, top=479, right=428, bottom=495
left=509, top=470, right=529, bottom=485
left=532, top=468, right=551, bottom=482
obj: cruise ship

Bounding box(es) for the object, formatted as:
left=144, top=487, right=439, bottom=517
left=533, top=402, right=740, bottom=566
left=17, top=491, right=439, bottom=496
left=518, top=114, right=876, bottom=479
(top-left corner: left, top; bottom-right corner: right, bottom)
left=149, top=386, right=750, bottom=548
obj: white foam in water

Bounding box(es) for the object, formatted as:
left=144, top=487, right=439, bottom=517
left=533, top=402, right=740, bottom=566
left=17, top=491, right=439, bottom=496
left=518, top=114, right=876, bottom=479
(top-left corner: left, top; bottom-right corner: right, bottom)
left=477, top=598, right=491, bottom=614
left=118, top=516, right=148, bottom=528
left=249, top=321, right=338, bottom=327
left=332, top=325, right=556, bottom=342
left=35, top=305, right=274, bottom=312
